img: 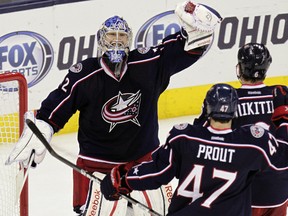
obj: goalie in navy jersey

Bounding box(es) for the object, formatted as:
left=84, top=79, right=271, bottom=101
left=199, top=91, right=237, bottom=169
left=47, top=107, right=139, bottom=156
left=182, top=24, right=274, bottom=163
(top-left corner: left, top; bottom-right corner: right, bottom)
left=100, top=83, right=288, bottom=216
left=194, top=43, right=288, bottom=216
left=5, top=1, right=222, bottom=215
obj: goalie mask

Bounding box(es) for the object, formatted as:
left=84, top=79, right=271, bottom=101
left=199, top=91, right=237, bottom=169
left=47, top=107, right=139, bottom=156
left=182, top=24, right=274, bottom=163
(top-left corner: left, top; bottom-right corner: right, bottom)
left=236, top=43, right=272, bottom=81
left=97, top=16, right=132, bottom=63
left=205, top=83, right=238, bottom=121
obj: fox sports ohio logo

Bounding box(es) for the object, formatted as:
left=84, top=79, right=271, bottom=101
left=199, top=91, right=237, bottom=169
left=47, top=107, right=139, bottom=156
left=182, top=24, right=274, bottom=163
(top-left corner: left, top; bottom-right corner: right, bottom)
left=0, top=31, right=54, bottom=88
left=135, top=11, right=180, bottom=48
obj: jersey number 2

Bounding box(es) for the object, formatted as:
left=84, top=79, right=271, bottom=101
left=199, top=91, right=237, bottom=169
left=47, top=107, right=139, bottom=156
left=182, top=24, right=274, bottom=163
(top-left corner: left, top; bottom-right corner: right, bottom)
left=177, top=164, right=237, bottom=208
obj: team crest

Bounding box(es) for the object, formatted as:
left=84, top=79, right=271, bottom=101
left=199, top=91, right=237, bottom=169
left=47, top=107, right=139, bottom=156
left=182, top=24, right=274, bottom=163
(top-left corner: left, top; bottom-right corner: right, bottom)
left=137, top=47, right=150, bottom=54
left=102, top=91, right=141, bottom=132
left=69, top=63, right=83, bottom=73
left=174, top=123, right=188, bottom=130
left=250, top=125, right=265, bottom=138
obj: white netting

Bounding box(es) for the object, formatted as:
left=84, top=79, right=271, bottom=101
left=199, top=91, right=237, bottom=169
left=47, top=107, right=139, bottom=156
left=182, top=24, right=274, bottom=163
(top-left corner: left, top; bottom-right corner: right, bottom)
left=0, top=83, right=19, bottom=143
left=0, top=145, right=21, bottom=216
left=0, top=75, right=23, bottom=216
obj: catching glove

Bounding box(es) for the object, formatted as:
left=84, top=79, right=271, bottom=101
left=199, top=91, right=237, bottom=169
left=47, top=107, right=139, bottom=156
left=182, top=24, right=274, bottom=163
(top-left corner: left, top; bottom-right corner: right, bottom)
left=100, top=164, right=132, bottom=201
left=272, top=85, right=288, bottom=127
left=5, top=111, right=54, bottom=168
left=175, top=1, right=222, bottom=50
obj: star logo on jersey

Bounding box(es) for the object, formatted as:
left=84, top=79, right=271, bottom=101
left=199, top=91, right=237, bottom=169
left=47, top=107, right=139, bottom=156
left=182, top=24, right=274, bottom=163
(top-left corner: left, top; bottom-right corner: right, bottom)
left=133, top=167, right=139, bottom=175
left=102, top=91, right=141, bottom=132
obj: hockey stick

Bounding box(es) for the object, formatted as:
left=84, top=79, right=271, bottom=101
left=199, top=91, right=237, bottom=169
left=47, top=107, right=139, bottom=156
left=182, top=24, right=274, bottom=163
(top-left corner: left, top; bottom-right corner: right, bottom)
left=15, top=151, right=35, bottom=204
left=26, top=119, right=163, bottom=216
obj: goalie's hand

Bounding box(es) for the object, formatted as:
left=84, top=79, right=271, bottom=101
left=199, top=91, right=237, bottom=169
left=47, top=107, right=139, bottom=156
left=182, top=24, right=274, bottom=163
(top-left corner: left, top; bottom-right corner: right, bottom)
left=5, top=111, right=54, bottom=168
left=272, top=85, right=288, bottom=127
left=175, top=1, right=222, bottom=50
left=100, top=164, right=132, bottom=201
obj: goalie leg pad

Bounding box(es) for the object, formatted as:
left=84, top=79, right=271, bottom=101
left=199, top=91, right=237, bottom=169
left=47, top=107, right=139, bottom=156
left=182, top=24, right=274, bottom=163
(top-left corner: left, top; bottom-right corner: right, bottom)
left=73, top=157, right=120, bottom=212
left=82, top=172, right=128, bottom=216
left=130, top=183, right=173, bottom=216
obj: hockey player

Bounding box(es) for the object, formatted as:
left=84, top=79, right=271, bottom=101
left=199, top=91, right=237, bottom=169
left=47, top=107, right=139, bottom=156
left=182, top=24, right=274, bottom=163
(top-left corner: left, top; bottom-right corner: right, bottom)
left=100, top=83, right=288, bottom=216
left=194, top=43, right=288, bottom=216
left=235, top=43, right=287, bottom=216
left=5, top=1, right=222, bottom=215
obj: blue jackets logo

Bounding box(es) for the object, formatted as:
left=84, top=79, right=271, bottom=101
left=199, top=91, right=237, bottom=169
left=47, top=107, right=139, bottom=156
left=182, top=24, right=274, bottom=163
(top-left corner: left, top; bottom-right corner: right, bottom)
left=0, top=31, right=54, bottom=87
left=135, top=11, right=181, bottom=48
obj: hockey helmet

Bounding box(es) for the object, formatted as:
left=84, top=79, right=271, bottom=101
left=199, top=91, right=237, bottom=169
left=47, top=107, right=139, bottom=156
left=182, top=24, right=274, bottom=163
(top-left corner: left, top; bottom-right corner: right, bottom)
left=237, top=43, right=272, bottom=80
left=205, top=83, right=238, bottom=121
left=97, top=16, right=132, bottom=63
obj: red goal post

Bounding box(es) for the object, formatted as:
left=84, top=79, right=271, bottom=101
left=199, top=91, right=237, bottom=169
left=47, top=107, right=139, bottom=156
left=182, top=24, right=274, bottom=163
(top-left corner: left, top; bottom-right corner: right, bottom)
left=0, top=72, right=28, bottom=216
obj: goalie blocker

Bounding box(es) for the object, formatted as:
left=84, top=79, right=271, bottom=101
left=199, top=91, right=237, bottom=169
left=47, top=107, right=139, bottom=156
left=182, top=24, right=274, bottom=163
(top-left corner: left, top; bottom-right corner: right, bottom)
left=175, top=1, right=222, bottom=50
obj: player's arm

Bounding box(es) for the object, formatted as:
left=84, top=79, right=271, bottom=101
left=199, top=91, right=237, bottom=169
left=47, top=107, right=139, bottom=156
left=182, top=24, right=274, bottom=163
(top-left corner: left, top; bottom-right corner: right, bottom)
left=156, top=1, right=222, bottom=77
left=5, top=62, right=87, bottom=168
left=260, top=85, right=288, bottom=169
left=101, top=143, right=176, bottom=200
left=175, top=1, right=222, bottom=51
left=272, top=85, right=288, bottom=141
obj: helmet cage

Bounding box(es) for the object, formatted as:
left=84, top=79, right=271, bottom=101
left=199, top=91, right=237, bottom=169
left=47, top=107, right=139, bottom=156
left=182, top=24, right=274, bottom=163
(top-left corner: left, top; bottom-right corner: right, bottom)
left=206, top=84, right=238, bottom=121
left=97, top=16, right=132, bottom=63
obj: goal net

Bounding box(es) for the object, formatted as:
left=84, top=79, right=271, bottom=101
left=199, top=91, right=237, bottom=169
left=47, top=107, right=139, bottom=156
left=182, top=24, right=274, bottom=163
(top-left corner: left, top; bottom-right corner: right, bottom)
left=0, top=72, right=28, bottom=216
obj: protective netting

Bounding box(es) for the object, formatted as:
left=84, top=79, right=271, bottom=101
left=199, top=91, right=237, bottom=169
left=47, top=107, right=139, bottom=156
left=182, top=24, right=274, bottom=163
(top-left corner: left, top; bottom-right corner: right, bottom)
left=0, top=75, right=23, bottom=216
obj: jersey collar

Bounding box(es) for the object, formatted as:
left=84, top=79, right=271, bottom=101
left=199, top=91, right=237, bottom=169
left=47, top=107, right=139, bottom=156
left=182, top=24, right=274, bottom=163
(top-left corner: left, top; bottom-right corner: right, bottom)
left=241, top=83, right=266, bottom=89
left=100, top=58, right=128, bottom=82
left=207, top=126, right=232, bottom=134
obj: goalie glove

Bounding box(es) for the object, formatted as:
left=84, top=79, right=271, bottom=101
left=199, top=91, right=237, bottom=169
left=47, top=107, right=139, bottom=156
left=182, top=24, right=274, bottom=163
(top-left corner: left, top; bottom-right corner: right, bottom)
left=100, top=164, right=132, bottom=201
left=272, top=85, right=288, bottom=127
left=175, top=1, right=222, bottom=50
left=5, top=111, right=54, bottom=168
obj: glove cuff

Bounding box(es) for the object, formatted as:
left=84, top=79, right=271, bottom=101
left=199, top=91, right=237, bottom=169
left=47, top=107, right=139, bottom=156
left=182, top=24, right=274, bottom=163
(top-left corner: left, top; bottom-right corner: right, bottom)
left=36, top=119, right=54, bottom=142
left=119, top=177, right=132, bottom=195
left=272, top=105, right=288, bottom=126
left=273, top=106, right=288, bottom=117
left=272, top=110, right=288, bottom=128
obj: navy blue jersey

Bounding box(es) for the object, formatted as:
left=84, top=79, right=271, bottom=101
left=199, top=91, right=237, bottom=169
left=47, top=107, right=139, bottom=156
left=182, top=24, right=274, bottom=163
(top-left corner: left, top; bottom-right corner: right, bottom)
left=36, top=31, right=203, bottom=163
left=234, top=83, right=288, bottom=207
left=194, top=84, right=277, bottom=131
left=125, top=123, right=288, bottom=216
left=234, top=83, right=277, bottom=133
left=193, top=83, right=288, bottom=206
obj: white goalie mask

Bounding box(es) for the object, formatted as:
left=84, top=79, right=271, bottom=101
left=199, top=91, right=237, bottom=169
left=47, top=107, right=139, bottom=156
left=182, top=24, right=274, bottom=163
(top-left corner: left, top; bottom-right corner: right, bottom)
left=97, top=16, right=132, bottom=63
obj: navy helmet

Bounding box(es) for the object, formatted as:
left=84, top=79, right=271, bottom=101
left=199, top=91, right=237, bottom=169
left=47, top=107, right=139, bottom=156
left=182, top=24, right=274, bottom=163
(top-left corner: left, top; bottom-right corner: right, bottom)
left=237, top=43, right=272, bottom=80
left=205, top=83, right=238, bottom=121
